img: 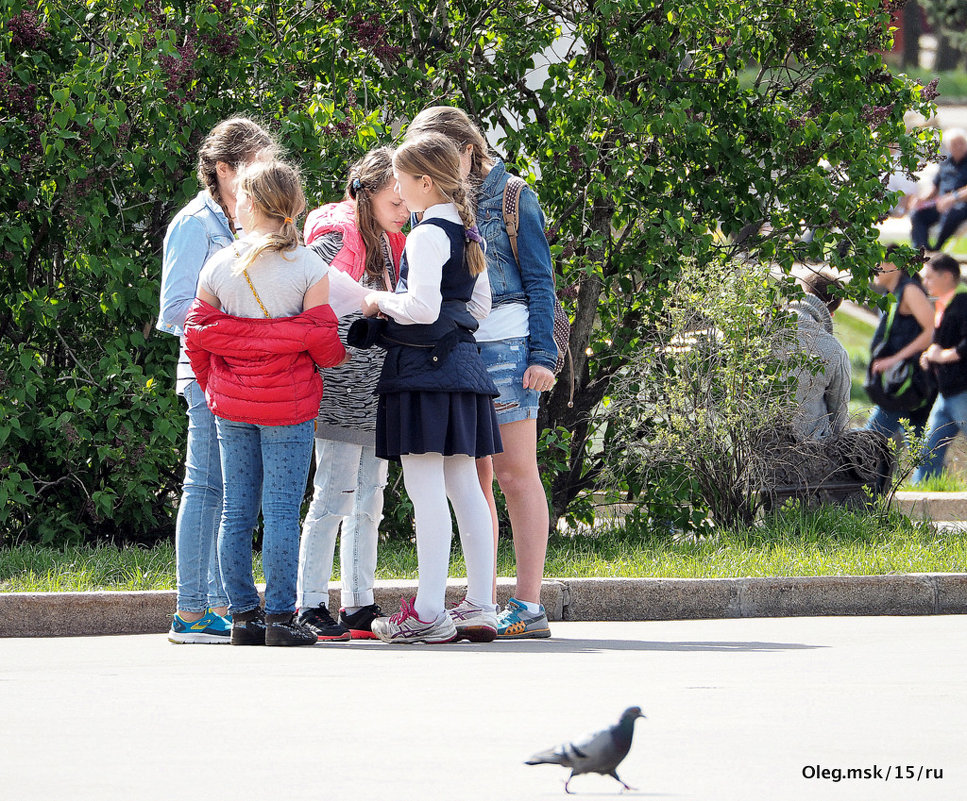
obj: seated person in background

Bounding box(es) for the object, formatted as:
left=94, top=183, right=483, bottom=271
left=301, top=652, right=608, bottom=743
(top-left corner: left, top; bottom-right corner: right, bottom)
left=913, top=253, right=967, bottom=483
left=788, top=271, right=851, bottom=441
left=763, top=271, right=892, bottom=503
left=910, top=128, right=967, bottom=251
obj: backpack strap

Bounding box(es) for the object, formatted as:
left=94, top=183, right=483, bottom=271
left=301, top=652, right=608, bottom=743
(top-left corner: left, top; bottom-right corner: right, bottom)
left=502, top=175, right=527, bottom=266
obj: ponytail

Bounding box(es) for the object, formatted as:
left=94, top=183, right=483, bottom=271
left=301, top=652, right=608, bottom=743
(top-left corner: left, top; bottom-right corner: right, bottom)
left=231, top=160, right=305, bottom=273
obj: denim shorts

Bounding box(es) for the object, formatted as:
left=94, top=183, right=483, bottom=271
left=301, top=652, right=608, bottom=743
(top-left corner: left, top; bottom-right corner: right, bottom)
left=478, top=337, right=540, bottom=425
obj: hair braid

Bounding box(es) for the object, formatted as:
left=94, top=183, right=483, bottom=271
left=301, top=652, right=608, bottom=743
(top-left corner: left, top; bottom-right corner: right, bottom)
left=452, top=184, right=486, bottom=277
left=196, top=117, right=278, bottom=233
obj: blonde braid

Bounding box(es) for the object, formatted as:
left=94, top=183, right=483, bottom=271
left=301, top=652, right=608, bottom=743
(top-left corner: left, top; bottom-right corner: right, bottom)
left=452, top=184, right=486, bottom=277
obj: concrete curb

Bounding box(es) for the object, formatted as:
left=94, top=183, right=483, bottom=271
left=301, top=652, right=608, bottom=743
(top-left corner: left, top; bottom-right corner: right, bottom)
left=3, top=573, right=966, bottom=637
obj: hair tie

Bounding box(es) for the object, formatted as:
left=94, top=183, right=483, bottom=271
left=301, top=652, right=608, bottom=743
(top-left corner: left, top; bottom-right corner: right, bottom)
left=465, top=225, right=483, bottom=245
left=283, top=216, right=293, bottom=225
left=352, top=178, right=363, bottom=192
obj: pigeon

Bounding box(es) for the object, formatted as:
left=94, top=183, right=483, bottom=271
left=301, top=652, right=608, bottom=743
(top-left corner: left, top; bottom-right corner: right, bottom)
left=525, top=706, right=646, bottom=794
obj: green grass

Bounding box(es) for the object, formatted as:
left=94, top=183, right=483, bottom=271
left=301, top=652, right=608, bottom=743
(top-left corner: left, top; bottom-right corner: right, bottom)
left=900, top=471, right=967, bottom=492
left=2, top=506, right=963, bottom=592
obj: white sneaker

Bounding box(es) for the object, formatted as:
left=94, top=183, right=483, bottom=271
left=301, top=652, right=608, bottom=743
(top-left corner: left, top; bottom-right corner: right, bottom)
left=371, top=597, right=457, bottom=644
left=448, top=597, right=498, bottom=642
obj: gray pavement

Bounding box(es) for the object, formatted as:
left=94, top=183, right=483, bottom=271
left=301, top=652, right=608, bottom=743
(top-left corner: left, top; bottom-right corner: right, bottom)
left=1, top=616, right=964, bottom=800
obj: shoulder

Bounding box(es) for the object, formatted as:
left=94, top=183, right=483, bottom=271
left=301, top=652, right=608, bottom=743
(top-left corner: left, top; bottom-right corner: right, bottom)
left=198, top=245, right=236, bottom=282
left=298, top=245, right=329, bottom=272
left=304, top=200, right=357, bottom=243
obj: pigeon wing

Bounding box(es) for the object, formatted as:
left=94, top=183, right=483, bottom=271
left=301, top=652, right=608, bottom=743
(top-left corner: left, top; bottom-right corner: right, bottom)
left=560, top=724, right=626, bottom=776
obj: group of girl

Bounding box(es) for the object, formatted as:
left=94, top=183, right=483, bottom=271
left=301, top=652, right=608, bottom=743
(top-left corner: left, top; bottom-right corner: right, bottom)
left=158, top=108, right=559, bottom=646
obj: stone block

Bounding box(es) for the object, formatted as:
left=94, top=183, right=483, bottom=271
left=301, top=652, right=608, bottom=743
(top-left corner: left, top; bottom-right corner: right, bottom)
left=560, top=577, right=740, bottom=621
left=737, top=575, right=936, bottom=617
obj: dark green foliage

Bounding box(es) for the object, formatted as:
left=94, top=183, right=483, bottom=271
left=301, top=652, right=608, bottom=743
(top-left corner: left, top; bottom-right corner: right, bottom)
left=0, top=0, right=937, bottom=544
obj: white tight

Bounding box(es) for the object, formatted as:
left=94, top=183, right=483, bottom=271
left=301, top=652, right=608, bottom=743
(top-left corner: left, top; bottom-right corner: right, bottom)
left=400, top=452, right=495, bottom=621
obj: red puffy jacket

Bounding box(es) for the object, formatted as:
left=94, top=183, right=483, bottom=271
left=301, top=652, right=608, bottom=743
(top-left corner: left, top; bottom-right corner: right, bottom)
left=185, top=299, right=346, bottom=426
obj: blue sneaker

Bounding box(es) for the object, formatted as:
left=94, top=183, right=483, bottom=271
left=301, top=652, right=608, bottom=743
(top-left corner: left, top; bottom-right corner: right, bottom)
left=496, top=597, right=551, bottom=639
left=168, top=609, right=232, bottom=644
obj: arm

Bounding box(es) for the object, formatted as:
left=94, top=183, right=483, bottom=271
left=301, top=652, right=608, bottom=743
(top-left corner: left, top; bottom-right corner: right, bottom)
left=305, top=305, right=348, bottom=368
left=515, top=187, right=559, bottom=371
left=303, top=275, right=331, bottom=312
left=871, top=284, right=935, bottom=373
left=468, top=268, right=492, bottom=320
left=159, top=215, right=211, bottom=334
left=366, top=226, right=446, bottom=324
left=197, top=287, right=220, bottom=309
left=826, top=346, right=851, bottom=435
left=938, top=180, right=967, bottom=213
left=183, top=300, right=212, bottom=392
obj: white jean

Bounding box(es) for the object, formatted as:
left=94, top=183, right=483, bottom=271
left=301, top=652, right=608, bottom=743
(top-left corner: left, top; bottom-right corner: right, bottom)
left=297, top=439, right=388, bottom=609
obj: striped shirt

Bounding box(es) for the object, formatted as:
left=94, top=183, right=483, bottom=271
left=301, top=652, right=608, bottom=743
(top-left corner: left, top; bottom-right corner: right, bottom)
left=313, top=232, right=396, bottom=445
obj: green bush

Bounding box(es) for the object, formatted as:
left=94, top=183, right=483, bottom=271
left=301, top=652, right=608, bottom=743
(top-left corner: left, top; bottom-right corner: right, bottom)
left=0, top=0, right=938, bottom=544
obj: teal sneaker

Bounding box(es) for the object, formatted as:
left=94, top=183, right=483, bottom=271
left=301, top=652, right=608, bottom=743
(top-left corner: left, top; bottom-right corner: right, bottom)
left=168, top=609, right=232, bottom=644
left=496, top=597, right=551, bottom=639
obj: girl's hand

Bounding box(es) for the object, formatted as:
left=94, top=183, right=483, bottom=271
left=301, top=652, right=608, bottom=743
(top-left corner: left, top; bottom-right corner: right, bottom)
left=922, top=343, right=943, bottom=365
left=522, top=364, right=555, bottom=392
left=361, top=294, right=381, bottom=317
left=871, top=355, right=900, bottom=375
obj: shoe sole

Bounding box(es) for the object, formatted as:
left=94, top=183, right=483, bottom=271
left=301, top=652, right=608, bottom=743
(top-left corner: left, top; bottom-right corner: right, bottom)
left=496, top=626, right=552, bottom=640
left=266, top=637, right=317, bottom=647
left=347, top=629, right=378, bottom=640
left=314, top=632, right=352, bottom=642
left=454, top=625, right=497, bottom=643
left=168, top=633, right=231, bottom=644
left=373, top=631, right=458, bottom=644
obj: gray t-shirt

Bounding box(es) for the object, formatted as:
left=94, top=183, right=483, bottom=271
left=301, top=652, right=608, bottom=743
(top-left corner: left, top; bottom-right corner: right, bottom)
left=199, top=239, right=329, bottom=319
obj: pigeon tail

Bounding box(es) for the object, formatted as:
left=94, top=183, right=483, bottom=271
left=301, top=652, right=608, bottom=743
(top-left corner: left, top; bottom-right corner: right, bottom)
left=525, top=745, right=569, bottom=767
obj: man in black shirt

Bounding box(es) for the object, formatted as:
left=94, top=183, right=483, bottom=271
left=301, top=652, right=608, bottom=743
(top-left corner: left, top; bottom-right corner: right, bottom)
left=911, top=129, right=967, bottom=251
left=913, top=253, right=967, bottom=483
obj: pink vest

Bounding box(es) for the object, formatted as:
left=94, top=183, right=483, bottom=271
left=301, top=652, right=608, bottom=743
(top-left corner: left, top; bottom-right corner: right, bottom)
left=303, top=199, right=405, bottom=282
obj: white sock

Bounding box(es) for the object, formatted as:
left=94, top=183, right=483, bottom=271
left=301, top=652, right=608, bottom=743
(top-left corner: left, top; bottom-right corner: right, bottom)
left=401, top=453, right=452, bottom=622
left=443, top=454, right=496, bottom=610
left=343, top=606, right=362, bottom=616
left=518, top=600, right=542, bottom=614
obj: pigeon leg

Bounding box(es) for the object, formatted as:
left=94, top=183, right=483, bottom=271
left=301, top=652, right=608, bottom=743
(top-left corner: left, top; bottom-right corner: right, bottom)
left=610, top=770, right=636, bottom=792
left=564, top=773, right=576, bottom=794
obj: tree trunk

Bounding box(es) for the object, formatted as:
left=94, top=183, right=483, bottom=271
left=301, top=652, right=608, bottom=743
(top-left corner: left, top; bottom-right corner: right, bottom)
left=902, top=2, right=921, bottom=69
left=935, top=31, right=963, bottom=72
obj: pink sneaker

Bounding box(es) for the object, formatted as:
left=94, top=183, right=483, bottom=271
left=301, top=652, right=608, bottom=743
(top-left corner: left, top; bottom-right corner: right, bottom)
left=371, top=597, right=457, bottom=644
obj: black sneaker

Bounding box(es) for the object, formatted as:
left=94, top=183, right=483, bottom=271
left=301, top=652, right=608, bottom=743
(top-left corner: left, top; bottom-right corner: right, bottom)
left=296, top=605, right=351, bottom=642
left=265, top=613, right=318, bottom=647
left=231, top=607, right=266, bottom=646
left=339, top=604, right=383, bottom=640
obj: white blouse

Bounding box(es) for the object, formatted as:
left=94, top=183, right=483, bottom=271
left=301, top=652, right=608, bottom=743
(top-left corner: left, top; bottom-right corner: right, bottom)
left=375, top=203, right=491, bottom=325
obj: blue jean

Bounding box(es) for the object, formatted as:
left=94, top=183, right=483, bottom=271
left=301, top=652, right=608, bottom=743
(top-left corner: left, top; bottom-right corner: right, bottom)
left=175, top=381, right=228, bottom=613
left=910, top=201, right=967, bottom=251
left=215, top=418, right=314, bottom=616
left=864, top=404, right=929, bottom=445
left=912, top=390, right=967, bottom=484
left=478, top=337, right=540, bottom=425
left=297, top=439, right=388, bottom=609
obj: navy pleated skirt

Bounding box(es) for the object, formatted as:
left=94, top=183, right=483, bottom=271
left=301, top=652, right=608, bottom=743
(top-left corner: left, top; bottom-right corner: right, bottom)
left=376, top=390, right=502, bottom=461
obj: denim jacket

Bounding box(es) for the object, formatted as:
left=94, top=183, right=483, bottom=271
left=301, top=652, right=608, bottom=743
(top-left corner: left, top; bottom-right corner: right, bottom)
left=476, top=159, right=558, bottom=371
left=158, top=191, right=235, bottom=391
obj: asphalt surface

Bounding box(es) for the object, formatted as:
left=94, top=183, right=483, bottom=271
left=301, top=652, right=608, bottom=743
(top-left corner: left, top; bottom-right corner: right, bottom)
left=1, top=616, right=964, bottom=801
